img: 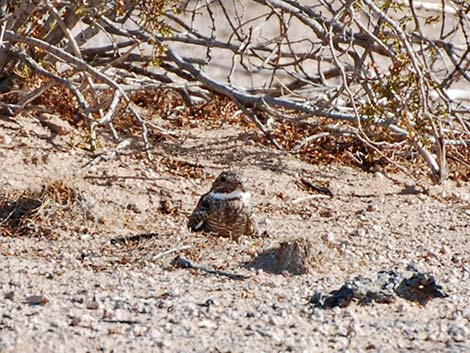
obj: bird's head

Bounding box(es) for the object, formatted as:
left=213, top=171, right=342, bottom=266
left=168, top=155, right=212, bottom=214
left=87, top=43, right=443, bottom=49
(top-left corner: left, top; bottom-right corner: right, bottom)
left=210, top=171, right=246, bottom=194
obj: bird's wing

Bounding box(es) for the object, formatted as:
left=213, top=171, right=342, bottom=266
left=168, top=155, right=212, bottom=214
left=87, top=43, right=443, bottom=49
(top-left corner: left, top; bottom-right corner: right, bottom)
left=187, top=193, right=212, bottom=231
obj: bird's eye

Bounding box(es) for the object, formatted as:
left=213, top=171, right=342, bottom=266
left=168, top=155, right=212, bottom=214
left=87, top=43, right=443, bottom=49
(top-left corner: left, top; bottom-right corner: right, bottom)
left=219, top=175, right=227, bottom=183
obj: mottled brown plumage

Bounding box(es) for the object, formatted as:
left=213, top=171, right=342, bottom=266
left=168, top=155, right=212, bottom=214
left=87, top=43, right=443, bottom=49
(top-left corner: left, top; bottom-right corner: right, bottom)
left=188, top=171, right=258, bottom=239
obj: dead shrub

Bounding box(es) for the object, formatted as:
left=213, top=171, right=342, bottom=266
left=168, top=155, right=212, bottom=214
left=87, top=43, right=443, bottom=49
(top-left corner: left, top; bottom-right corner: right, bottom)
left=0, top=180, right=88, bottom=239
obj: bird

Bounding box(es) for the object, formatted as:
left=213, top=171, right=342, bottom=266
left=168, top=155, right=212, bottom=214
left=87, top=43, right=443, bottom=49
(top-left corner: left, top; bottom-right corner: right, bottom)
left=188, top=171, right=258, bottom=240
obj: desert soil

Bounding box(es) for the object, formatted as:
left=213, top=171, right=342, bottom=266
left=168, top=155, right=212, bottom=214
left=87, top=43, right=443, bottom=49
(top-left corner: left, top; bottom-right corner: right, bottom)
left=0, top=116, right=469, bottom=353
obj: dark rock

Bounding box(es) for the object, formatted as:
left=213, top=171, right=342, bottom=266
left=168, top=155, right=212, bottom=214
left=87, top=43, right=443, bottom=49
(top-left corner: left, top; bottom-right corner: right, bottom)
left=309, top=270, right=447, bottom=309
left=309, top=285, right=354, bottom=308
left=395, top=272, right=448, bottom=305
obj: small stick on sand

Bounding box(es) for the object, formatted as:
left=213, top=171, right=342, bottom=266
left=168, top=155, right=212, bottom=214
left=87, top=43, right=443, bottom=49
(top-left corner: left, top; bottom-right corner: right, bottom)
left=291, top=194, right=331, bottom=204
left=151, top=245, right=192, bottom=261
left=172, top=256, right=249, bottom=281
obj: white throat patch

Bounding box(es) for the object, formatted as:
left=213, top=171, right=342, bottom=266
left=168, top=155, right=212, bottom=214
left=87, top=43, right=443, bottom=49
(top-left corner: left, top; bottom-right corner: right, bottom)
left=210, top=189, right=251, bottom=204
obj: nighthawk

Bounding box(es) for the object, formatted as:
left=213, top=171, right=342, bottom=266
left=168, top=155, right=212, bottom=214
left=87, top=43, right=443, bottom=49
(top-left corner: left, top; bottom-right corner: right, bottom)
left=188, top=171, right=258, bottom=239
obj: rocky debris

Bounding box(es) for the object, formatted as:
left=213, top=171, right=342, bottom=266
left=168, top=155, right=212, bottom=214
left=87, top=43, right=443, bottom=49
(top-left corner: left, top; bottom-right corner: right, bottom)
left=309, top=270, right=448, bottom=309
left=246, top=238, right=312, bottom=275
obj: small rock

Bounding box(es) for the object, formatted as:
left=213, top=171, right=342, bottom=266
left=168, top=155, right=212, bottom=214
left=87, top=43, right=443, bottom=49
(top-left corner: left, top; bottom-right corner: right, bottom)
left=86, top=300, right=100, bottom=310
left=50, top=320, right=66, bottom=329
left=395, top=272, right=448, bottom=305
left=45, top=272, right=54, bottom=279
left=70, top=317, right=81, bottom=327
left=3, top=135, right=12, bottom=145
left=198, top=319, right=217, bottom=329
left=352, top=228, right=367, bottom=237
left=319, top=209, right=333, bottom=218
left=198, top=299, right=215, bottom=308
left=448, top=323, right=468, bottom=342
left=246, top=239, right=313, bottom=275
left=126, top=203, right=141, bottom=213
left=37, top=113, right=72, bottom=135
left=260, top=217, right=272, bottom=225
left=24, top=295, right=49, bottom=306
left=274, top=239, right=312, bottom=275
left=371, top=224, right=382, bottom=234
left=401, top=183, right=421, bottom=195
left=321, top=232, right=335, bottom=243
left=80, top=233, right=91, bottom=241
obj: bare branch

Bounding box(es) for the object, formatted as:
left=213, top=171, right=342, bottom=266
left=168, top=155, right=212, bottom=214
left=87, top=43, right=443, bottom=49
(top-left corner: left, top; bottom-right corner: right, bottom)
left=1, top=0, right=468, bottom=182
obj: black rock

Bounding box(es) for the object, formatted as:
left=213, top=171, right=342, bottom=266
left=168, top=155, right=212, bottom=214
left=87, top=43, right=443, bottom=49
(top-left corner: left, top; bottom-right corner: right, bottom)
left=309, top=269, right=447, bottom=309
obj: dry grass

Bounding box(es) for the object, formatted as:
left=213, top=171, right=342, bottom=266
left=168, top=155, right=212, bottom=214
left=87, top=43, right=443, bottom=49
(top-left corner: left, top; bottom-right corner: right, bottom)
left=0, top=179, right=91, bottom=239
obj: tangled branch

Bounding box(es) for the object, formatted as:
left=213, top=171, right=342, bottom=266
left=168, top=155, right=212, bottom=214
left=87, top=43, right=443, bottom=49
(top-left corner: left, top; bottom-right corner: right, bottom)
left=0, top=0, right=469, bottom=182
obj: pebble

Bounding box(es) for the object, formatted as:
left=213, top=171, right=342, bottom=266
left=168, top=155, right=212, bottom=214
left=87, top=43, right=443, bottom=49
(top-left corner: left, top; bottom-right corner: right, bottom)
left=352, top=228, right=367, bottom=237
left=448, top=323, right=468, bottom=342
left=3, top=134, right=12, bottom=145
left=321, top=232, right=335, bottom=243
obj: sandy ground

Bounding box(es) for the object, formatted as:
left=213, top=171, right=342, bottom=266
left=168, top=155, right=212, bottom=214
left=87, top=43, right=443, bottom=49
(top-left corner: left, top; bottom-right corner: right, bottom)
left=0, top=116, right=469, bottom=353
